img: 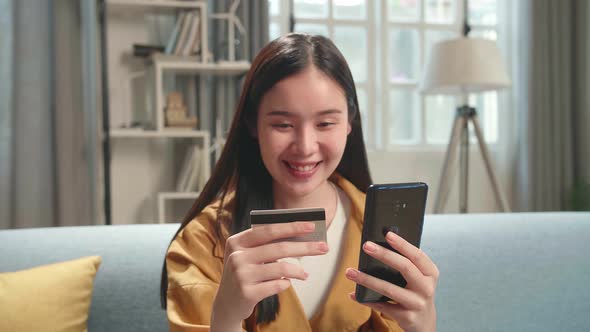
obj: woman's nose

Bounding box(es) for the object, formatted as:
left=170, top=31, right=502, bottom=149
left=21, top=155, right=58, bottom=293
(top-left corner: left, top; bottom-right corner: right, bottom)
left=293, top=125, right=318, bottom=155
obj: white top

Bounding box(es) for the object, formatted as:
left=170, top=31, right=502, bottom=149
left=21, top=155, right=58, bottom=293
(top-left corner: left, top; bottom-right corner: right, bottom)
left=282, top=183, right=351, bottom=319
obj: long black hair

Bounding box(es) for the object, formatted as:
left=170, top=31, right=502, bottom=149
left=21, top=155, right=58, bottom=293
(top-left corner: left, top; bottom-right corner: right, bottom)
left=160, top=33, right=373, bottom=324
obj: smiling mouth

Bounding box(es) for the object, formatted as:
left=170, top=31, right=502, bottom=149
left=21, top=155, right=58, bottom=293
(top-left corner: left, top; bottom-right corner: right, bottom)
left=284, top=161, right=321, bottom=172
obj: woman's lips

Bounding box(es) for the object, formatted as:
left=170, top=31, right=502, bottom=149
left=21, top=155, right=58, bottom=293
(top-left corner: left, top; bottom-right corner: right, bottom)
left=283, top=161, right=321, bottom=179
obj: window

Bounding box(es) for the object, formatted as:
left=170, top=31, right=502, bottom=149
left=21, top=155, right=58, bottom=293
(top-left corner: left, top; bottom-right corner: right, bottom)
left=268, top=0, right=501, bottom=149
left=268, top=0, right=374, bottom=144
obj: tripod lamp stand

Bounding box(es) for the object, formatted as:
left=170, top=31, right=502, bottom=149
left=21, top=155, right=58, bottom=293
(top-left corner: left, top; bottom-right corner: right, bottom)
left=420, top=37, right=511, bottom=213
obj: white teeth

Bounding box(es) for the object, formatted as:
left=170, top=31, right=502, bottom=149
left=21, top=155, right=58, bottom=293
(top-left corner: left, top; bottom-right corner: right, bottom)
left=288, top=163, right=317, bottom=172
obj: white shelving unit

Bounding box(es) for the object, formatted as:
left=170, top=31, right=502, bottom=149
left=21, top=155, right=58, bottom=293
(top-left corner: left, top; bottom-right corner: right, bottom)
left=103, top=0, right=249, bottom=224
left=108, top=0, right=205, bottom=9
left=150, top=54, right=251, bottom=72
left=107, top=0, right=209, bottom=65
left=110, top=130, right=212, bottom=201
left=157, top=191, right=200, bottom=224
left=151, top=54, right=250, bottom=132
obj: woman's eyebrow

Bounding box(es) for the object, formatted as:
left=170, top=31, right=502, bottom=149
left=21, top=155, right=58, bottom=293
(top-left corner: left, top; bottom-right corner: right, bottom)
left=267, top=110, right=293, bottom=117
left=266, top=109, right=344, bottom=117
left=317, top=109, right=343, bottom=116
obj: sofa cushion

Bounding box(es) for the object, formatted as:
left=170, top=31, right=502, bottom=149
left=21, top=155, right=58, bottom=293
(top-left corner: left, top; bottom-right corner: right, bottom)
left=0, top=256, right=101, bottom=332
left=0, top=224, right=177, bottom=332
left=422, top=212, right=590, bottom=332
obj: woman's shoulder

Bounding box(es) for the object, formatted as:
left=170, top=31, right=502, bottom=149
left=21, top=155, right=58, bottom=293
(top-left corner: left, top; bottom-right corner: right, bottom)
left=166, top=196, right=234, bottom=288
left=174, top=194, right=235, bottom=254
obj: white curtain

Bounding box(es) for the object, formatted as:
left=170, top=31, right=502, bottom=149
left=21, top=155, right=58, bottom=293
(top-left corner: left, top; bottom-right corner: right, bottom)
left=505, top=0, right=589, bottom=211
left=572, top=1, right=590, bottom=211
left=0, top=0, right=15, bottom=225
left=0, top=0, right=98, bottom=229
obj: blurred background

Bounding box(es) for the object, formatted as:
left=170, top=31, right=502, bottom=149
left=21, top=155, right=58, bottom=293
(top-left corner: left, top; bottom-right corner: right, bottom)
left=1, top=0, right=589, bottom=229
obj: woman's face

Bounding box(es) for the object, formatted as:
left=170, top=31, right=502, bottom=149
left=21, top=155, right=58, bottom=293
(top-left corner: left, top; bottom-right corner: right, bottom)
left=256, top=65, right=351, bottom=198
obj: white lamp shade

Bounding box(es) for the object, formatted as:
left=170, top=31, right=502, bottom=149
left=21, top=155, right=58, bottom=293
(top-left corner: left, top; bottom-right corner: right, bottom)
left=420, top=37, right=511, bottom=95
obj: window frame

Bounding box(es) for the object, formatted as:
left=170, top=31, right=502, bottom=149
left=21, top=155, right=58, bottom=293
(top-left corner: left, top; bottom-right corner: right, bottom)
left=270, top=0, right=377, bottom=148
left=269, top=0, right=502, bottom=151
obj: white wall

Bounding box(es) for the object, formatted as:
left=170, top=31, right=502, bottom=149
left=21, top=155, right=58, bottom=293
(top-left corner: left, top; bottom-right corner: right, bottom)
left=368, top=147, right=514, bottom=214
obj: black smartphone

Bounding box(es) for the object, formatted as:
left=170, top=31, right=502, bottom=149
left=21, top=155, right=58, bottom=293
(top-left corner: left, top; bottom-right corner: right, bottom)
left=355, top=182, right=428, bottom=303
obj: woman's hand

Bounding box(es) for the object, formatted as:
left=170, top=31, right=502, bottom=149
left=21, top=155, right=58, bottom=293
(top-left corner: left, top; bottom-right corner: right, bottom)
left=211, top=222, right=328, bottom=331
left=345, top=231, right=439, bottom=332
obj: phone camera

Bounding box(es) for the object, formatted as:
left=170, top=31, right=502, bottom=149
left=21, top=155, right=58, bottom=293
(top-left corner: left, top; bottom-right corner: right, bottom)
left=394, top=200, right=408, bottom=210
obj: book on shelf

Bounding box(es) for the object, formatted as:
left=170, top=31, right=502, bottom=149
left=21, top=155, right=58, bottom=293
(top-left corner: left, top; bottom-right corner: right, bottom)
left=176, top=144, right=202, bottom=192
left=185, top=145, right=202, bottom=192
left=176, top=144, right=195, bottom=191
left=173, top=11, right=193, bottom=55
left=182, top=12, right=200, bottom=56
left=189, top=15, right=202, bottom=55
left=197, top=145, right=207, bottom=191
left=165, top=11, right=186, bottom=54
left=167, top=10, right=201, bottom=56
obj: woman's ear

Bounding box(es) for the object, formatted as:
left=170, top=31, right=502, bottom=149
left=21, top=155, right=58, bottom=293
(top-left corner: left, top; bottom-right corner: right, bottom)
left=347, top=122, right=352, bottom=135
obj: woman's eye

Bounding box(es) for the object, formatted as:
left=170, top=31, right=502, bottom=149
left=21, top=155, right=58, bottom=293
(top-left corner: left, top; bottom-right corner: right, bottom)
left=272, top=123, right=292, bottom=129
left=318, top=122, right=335, bottom=128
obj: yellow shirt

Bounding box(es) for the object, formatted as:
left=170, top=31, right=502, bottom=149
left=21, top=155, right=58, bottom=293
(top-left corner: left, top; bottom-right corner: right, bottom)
left=166, top=174, right=403, bottom=331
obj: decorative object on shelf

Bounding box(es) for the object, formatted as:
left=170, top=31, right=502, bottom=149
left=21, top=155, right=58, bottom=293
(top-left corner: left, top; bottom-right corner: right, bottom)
left=165, top=92, right=198, bottom=128
left=420, top=0, right=511, bottom=214
left=133, top=44, right=165, bottom=58
left=211, top=0, right=246, bottom=62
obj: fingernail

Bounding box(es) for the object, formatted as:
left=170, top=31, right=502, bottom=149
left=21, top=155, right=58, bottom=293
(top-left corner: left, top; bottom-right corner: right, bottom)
left=304, top=223, right=315, bottom=231
left=281, top=279, right=291, bottom=291
left=318, top=242, right=329, bottom=252
left=386, top=231, right=396, bottom=241
left=364, top=241, right=376, bottom=252
left=304, top=271, right=309, bottom=279
left=345, top=268, right=358, bottom=279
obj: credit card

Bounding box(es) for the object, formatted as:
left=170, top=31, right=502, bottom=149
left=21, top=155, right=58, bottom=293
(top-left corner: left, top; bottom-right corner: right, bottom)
left=250, top=207, right=327, bottom=242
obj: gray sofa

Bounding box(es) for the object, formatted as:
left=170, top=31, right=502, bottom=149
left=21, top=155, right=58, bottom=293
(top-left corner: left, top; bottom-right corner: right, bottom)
left=1, top=212, right=589, bottom=331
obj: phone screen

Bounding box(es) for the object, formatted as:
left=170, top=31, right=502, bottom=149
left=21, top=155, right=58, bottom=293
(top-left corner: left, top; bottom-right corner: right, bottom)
left=355, top=183, right=428, bottom=303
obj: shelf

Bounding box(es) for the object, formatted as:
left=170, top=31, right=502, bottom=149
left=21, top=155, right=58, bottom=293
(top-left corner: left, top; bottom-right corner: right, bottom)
left=110, top=129, right=209, bottom=138
left=107, top=0, right=204, bottom=9
left=158, top=191, right=201, bottom=199
left=151, top=54, right=250, bottom=75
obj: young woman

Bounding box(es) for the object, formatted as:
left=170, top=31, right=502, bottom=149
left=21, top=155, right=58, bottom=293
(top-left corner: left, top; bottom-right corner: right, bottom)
left=160, top=33, right=439, bottom=332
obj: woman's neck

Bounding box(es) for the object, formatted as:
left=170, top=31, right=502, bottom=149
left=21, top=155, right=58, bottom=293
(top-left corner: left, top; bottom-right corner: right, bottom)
left=272, top=180, right=338, bottom=228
